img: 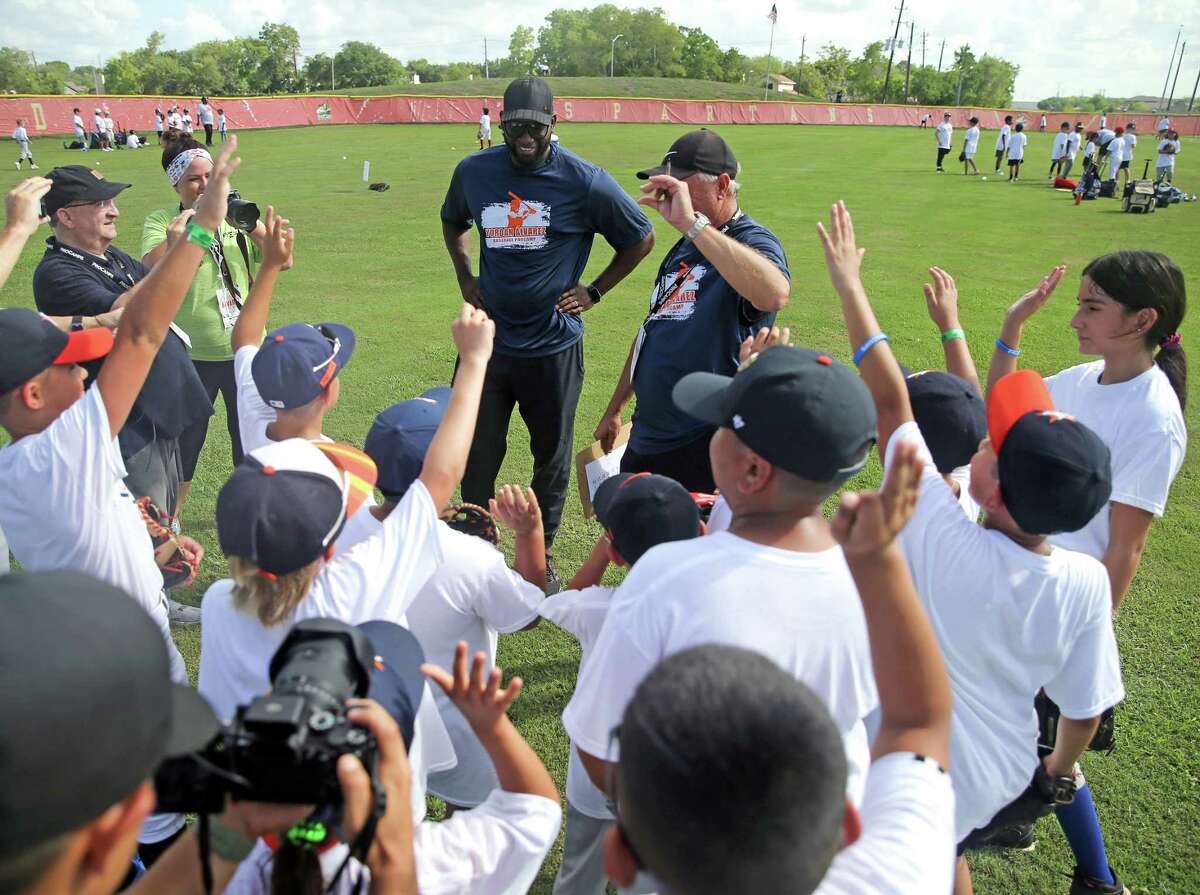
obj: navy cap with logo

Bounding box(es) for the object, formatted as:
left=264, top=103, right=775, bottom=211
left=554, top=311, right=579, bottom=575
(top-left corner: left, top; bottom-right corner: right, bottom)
left=251, top=322, right=356, bottom=411
left=592, top=472, right=701, bottom=565
left=904, top=370, right=987, bottom=474
left=0, top=571, right=218, bottom=860
left=44, top=165, right=131, bottom=219
left=637, top=129, right=740, bottom=180
left=673, top=346, right=877, bottom=484
left=217, top=439, right=376, bottom=576
left=988, top=370, right=1113, bottom=535
left=356, top=621, right=427, bottom=749
left=363, top=387, right=451, bottom=498
left=0, top=307, right=115, bottom=395
left=501, top=77, right=555, bottom=126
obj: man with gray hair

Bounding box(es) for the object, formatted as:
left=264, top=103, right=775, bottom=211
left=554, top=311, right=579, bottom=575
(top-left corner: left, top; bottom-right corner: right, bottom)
left=593, top=128, right=791, bottom=491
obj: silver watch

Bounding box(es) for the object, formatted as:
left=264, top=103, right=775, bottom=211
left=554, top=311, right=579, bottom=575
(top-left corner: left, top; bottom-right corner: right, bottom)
left=684, top=212, right=711, bottom=241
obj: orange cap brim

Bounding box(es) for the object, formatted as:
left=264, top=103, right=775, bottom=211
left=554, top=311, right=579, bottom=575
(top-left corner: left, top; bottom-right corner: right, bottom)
left=987, top=370, right=1055, bottom=452
left=54, top=327, right=114, bottom=366
left=314, top=441, right=379, bottom=518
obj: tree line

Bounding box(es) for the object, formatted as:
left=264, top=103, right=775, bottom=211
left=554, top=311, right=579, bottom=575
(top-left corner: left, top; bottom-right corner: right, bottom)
left=1, top=4, right=1022, bottom=106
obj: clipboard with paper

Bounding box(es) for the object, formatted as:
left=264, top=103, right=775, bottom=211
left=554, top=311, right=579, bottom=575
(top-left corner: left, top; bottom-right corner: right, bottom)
left=575, top=423, right=632, bottom=519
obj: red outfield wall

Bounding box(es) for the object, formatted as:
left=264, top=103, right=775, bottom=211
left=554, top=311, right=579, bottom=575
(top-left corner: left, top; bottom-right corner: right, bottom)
left=4, top=94, right=1195, bottom=137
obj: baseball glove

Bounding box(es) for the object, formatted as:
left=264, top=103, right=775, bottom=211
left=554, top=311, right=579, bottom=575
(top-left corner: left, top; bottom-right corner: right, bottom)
left=440, top=502, right=499, bottom=546
left=136, top=497, right=199, bottom=589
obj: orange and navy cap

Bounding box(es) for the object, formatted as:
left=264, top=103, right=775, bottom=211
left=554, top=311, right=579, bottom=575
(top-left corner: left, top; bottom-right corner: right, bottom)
left=987, top=370, right=1112, bottom=535
left=251, top=322, right=355, bottom=411
left=216, top=438, right=377, bottom=576
left=0, top=307, right=114, bottom=395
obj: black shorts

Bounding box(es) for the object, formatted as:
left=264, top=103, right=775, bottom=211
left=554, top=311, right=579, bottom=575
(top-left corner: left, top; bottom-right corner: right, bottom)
left=1119, top=160, right=1130, bottom=170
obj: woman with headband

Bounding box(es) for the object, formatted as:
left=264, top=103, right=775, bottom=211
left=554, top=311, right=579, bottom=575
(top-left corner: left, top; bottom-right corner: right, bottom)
left=141, top=135, right=289, bottom=516
left=987, top=251, right=1186, bottom=895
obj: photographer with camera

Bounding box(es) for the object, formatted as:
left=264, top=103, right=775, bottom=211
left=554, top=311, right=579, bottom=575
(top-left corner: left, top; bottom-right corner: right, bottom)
left=141, top=135, right=291, bottom=517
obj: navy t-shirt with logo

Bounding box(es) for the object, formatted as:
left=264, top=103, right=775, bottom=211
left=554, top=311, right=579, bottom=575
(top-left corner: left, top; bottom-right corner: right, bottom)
left=631, top=213, right=789, bottom=454
left=441, top=144, right=652, bottom=357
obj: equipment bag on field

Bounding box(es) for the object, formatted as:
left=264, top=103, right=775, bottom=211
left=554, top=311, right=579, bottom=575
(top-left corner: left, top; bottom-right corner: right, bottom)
left=1123, top=161, right=1157, bottom=214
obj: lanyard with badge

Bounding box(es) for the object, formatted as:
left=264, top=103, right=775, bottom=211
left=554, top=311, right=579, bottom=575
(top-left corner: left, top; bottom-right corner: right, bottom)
left=629, top=208, right=744, bottom=381
left=52, top=240, right=192, bottom=348
left=181, top=205, right=244, bottom=330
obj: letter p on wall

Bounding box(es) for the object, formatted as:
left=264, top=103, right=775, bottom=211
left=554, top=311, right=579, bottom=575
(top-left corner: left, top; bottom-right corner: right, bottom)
left=612, top=102, right=621, bottom=120
left=564, top=101, right=573, bottom=119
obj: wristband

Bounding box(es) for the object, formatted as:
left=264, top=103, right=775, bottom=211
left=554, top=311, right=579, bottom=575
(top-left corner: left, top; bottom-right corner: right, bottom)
left=994, top=337, right=1021, bottom=357
left=853, top=332, right=889, bottom=367
left=186, top=220, right=216, bottom=249
left=940, top=328, right=965, bottom=344
left=208, top=816, right=255, bottom=862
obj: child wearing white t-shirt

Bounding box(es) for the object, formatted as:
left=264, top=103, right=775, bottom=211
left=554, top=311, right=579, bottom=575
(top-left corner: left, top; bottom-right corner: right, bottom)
left=1156, top=130, right=1180, bottom=182
left=935, top=113, right=953, bottom=171
left=994, top=115, right=1013, bottom=174
left=961, top=117, right=980, bottom=175
left=478, top=107, right=492, bottom=150
left=12, top=119, right=36, bottom=170
left=1006, top=122, right=1028, bottom=180
left=819, top=203, right=1124, bottom=894
left=1063, top=124, right=1083, bottom=178
left=1050, top=121, right=1071, bottom=178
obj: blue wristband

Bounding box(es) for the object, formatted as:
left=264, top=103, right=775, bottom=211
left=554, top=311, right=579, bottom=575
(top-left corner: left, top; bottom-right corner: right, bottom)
left=994, top=338, right=1021, bottom=357
left=853, top=332, right=889, bottom=367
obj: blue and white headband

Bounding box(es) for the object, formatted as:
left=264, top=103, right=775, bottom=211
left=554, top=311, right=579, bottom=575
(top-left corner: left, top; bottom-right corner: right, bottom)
left=167, top=147, right=213, bottom=186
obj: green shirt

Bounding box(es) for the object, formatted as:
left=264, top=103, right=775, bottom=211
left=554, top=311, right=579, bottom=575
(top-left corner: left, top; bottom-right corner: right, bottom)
left=141, top=208, right=262, bottom=361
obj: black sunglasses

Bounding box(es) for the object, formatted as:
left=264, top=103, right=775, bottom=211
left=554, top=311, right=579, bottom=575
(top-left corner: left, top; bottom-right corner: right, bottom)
left=503, top=120, right=549, bottom=139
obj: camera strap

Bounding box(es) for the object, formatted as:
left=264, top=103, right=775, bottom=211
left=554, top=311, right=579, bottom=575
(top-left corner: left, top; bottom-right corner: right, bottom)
left=327, top=780, right=386, bottom=895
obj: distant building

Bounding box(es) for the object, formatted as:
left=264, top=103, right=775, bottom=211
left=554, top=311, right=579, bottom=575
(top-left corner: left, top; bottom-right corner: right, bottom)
left=764, top=73, right=797, bottom=94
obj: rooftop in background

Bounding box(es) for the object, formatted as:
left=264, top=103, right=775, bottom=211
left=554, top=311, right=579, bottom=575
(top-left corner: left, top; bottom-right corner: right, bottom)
left=328, top=76, right=818, bottom=102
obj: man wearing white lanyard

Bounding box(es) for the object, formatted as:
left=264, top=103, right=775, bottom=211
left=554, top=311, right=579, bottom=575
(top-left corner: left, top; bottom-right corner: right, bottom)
left=594, top=129, right=791, bottom=492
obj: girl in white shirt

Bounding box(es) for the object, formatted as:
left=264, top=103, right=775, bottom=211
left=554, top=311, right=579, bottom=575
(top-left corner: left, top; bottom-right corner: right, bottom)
left=988, top=249, right=1187, bottom=895
left=1005, top=122, right=1027, bottom=181
left=993, top=114, right=1013, bottom=174
left=961, top=116, right=980, bottom=175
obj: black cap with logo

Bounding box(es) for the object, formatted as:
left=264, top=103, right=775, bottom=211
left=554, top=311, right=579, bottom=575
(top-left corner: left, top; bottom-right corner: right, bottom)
left=43, top=165, right=131, bottom=218
left=501, top=77, right=555, bottom=125
left=673, top=346, right=877, bottom=484
left=637, top=129, right=740, bottom=180
left=592, top=472, right=701, bottom=565
left=0, top=571, right=218, bottom=860
left=904, top=370, right=987, bottom=474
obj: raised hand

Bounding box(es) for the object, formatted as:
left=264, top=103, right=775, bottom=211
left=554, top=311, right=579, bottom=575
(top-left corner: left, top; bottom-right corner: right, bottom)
left=637, top=174, right=697, bottom=233
left=260, top=206, right=295, bottom=272
left=922, top=266, right=961, bottom=331
left=451, top=302, right=495, bottom=366
left=1005, top=265, right=1066, bottom=327
left=422, top=641, right=522, bottom=737
left=831, top=440, right=923, bottom=557
left=490, top=484, right=542, bottom=537
left=816, top=200, right=865, bottom=296
left=738, top=325, right=791, bottom=364
left=4, top=177, right=52, bottom=237
left=165, top=208, right=195, bottom=250
left=192, top=135, right=241, bottom=233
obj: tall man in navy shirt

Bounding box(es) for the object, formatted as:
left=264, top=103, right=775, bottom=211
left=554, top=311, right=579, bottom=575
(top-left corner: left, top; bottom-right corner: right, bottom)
left=441, top=77, right=654, bottom=582
left=594, top=129, right=790, bottom=492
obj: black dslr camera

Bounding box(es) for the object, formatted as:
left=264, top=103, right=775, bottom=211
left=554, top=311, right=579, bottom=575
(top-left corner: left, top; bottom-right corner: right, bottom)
left=154, top=619, right=379, bottom=813
left=225, top=189, right=260, bottom=233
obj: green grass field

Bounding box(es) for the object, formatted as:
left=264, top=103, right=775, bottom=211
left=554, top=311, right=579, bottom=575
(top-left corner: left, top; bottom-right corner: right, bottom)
left=329, top=75, right=815, bottom=101
left=2, top=122, right=1198, bottom=894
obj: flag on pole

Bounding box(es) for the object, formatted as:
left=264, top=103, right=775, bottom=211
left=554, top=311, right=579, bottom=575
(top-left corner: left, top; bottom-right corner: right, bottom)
left=767, top=3, right=778, bottom=23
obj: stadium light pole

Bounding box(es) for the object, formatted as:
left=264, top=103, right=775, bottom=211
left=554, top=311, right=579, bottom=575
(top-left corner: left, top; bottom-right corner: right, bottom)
left=1160, top=27, right=1182, bottom=112
left=1190, top=63, right=1200, bottom=113
left=610, top=34, right=624, bottom=78
left=882, top=0, right=905, bottom=103
left=1166, top=42, right=1186, bottom=112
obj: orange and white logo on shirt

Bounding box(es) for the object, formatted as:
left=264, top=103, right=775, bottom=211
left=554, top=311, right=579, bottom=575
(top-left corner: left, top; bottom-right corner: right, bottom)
left=480, top=192, right=550, bottom=250
left=649, top=259, right=708, bottom=321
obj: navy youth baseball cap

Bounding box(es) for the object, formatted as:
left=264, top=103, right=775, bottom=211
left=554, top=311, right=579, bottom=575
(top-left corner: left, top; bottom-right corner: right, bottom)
left=988, top=371, right=1112, bottom=535
left=0, top=307, right=114, bottom=395
left=502, top=77, right=555, bottom=125
left=357, top=620, right=427, bottom=749
left=904, top=370, right=987, bottom=474
left=638, top=129, right=739, bottom=180
left=593, top=473, right=701, bottom=565
left=251, top=323, right=355, bottom=410
left=363, top=387, right=451, bottom=498
left=0, top=571, right=218, bottom=860
left=217, top=439, right=376, bottom=576
left=673, top=346, right=877, bottom=484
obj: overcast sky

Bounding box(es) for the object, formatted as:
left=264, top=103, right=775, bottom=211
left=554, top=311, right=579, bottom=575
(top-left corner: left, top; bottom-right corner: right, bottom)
left=3, top=0, right=1197, bottom=101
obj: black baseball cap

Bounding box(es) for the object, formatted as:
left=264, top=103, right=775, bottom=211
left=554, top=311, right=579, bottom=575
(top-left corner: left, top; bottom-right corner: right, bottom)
left=252, top=322, right=356, bottom=411
left=502, top=77, right=555, bottom=125
left=673, top=346, right=877, bottom=484
left=905, top=370, right=987, bottom=474
left=0, top=307, right=114, bottom=395
left=0, top=571, right=218, bottom=860
left=593, top=473, right=701, bottom=565
left=638, top=129, right=739, bottom=180
left=363, top=387, right=451, bottom=498
left=217, top=439, right=376, bottom=576
left=44, top=165, right=131, bottom=218
left=988, top=371, right=1112, bottom=535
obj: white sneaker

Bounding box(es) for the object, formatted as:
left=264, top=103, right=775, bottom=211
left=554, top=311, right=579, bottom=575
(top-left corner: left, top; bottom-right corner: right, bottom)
left=13, top=161, right=18, bottom=170
left=29, top=164, right=38, bottom=170
left=168, top=598, right=201, bottom=626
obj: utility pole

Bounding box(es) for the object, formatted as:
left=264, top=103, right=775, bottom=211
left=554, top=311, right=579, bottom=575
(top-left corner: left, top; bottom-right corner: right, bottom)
left=484, top=36, right=489, bottom=79
left=937, top=39, right=945, bottom=73
left=921, top=30, right=927, bottom=68
left=799, top=34, right=806, bottom=71
left=903, top=20, right=915, bottom=102
left=1189, top=63, right=1200, bottom=112
left=1166, top=42, right=1186, bottom=111
left=1160, top=27, right=1182, bottom=111
left=882, top=0, right=905, bottom=103
left=331, top=56, right=336, bottom=91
